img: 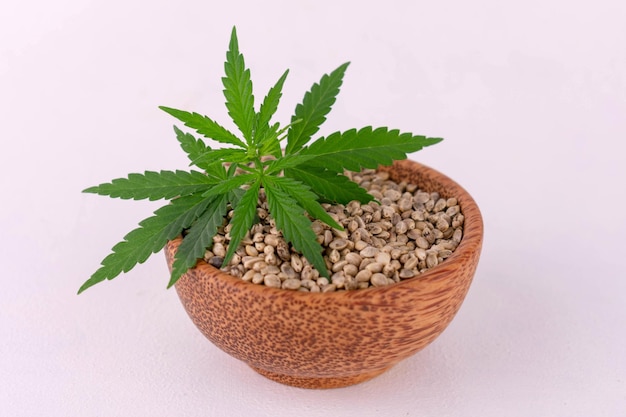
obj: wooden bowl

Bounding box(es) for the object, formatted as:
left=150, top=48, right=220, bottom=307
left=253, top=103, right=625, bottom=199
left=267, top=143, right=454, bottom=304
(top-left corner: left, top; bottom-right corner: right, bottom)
left=166, top=160, right=483, bottom=389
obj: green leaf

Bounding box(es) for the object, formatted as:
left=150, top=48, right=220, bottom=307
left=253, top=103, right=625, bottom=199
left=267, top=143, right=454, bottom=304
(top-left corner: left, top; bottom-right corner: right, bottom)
left=300, top=127, right=443, bottom=172
left=83, top=170, right=216, bottom=201
left=255, top=69, right=289, bottom=145
left=284, top=166, right=374, bottom=205
left=258, top=122, right=282, bottom=158
left=160, top=106, right=246, bottom=148
left=201, top=173, right=257, bottom=199
left=223, top=27, right=255, bottom=144
left=169, top=193, right=230, bottom=287
left=285, top=62, right=349, bottom=154
left=228, top=188, right=245, bottom=208
left=78, top=194, right=213, bottom=293
left=264, top=182, right=328, bottom=277
left=263, top=176, right=342, bottom=230
left=190, top=148, right=249, bottom=169
left=222, top=180, right=261, bottom=265
left=173, top=126, right=226, bottom=180
left=264, top=154, right=317, bottom=175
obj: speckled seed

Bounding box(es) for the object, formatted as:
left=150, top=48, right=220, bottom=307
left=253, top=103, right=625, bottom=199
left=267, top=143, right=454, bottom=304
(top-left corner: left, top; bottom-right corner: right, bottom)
left=301, top=265, right=313, bottom=280
left=265, top=252, right=278, bottom=265
left=276, top=241, right=290, bottom=261
left=242, top=256, right=260, bottom=269
left=426, top=252, right=439, bottom=268
left=434, top=198, right=447, bottom=212
left=323, top=230, right=333, bottom=246
left=317, top=277, right=330, bottom=287
left=290, top=255, right=303, bottom=273
left=411, top=209, right=425, bottom=221
left=281, top=263, right=298, bottom=279
left=245, top=245, right=258, bottom=257
left=395, top=221, right=408, bottom=234
left=436, top=218, right=450, bottom=232
left=354, top=240, right=369, bottom=251
left=344, top=276, right=358, bottom=290
left=331, top=273, right=346, bottom=288
left=343, top=263, right=358, bottom=277
left=263, top=265, right=280, bottom=275
left=253, top=261, right=268, bottom=272
left=368, top=224, right=383, bottom=235
left=452, top=214, right=465, bottom=228
left=329, top=249, right=341, bottom=263
left=355, top=269, right=372, bottom=282
left=383, top=263, right=397, bottom=277
left=415, top=236, right=430, bottom=249
left=453, top=228, right=463, bottom=243
left=329, top=238, right=348, bottom=250
left=360, top=246, right=379, bottom=258
left=345, top=252, right=362, bottom=266
left=213, top=243, right=226, bottom=257
left=446, top=205, right=460, bottom=217
left=399, top=269, right=415, bottom=279
left=264, top=274, right=281, bottom=288
left=322, top=284, right=337, bottom=293
left=282, top=278, right=301, bottom=290
left=366, top=262, right=383, bottom=273
left=332, top=260, right=348, bottom=273
left=375, top=252, right=391, bottom=265
left=242, top=270, right=256, bottom=282
left=404, top=256, right=418, bottom=270
left=300, top=279, right=315, bottom=289
left=415, top=191, right=430, bottom=204
left=264, top=234, right=278, bottom=247
left=407, top=229, right=421, bottom=240
left=371, top=273, right=389, bottom=287
left=398, top=198, right=413, bottom=212
left=229, top=253, right=241, bottom=266
left=252, top=273, right=264, bottom=284
left=422, top=228, right=435, bottom=244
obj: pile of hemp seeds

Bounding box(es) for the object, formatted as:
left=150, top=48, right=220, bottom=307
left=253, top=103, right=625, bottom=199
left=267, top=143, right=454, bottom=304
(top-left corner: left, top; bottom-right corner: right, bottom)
left=205, top=169, right=464, bottom=292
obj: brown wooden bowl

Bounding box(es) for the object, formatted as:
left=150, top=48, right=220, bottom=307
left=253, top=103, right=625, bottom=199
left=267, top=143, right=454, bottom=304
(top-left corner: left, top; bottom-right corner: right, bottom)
left=166, top=160, right=483, bottom=389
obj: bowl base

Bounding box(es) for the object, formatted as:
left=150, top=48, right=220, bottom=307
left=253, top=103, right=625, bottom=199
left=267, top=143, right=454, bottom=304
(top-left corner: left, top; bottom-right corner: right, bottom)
left=249, top=365, right=393, bottom=389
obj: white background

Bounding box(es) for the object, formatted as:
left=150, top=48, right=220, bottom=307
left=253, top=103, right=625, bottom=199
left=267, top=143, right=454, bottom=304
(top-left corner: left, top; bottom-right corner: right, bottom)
left=1, top=0, right=625, bottom=416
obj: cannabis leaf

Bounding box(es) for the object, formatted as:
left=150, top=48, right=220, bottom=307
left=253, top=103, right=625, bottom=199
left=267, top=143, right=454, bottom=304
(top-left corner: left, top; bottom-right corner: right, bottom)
left=284, top=166, right=374, bottom=205
left=286, top=62, right=349, bottom=154
left=222, top=180, right=261, bottom=265
left=299, top=127, right=443, bottom=172
left=78, top=194, right=213, bottom=294
left=255, top=70, right=289, bottom=147
left=264, top=182, right=328, bottom=277
left=263, top=176, right=342, bottom=230
left=159, top=106, right=245, bottom=148
left=81, top=26, right=442, bottom=293
left=83, top=170, right=216, bottom=201
left=223, top=26, right=256, bottom=144
left=169, top=193, right=230, bottom=287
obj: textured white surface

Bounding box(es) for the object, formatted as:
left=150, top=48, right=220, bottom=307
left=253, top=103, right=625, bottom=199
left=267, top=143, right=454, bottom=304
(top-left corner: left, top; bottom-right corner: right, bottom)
left=1, top=0, right=625, bottom=416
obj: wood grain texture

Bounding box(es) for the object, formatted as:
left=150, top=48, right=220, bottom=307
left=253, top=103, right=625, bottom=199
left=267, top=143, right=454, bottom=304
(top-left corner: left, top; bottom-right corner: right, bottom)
left=167, top=160, right=484, bottom=389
